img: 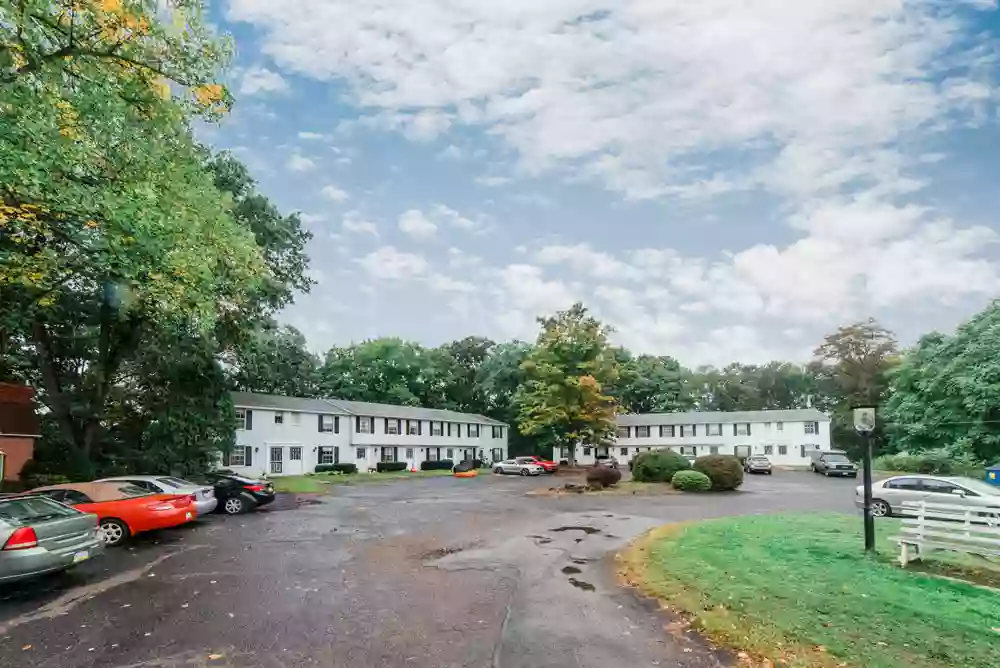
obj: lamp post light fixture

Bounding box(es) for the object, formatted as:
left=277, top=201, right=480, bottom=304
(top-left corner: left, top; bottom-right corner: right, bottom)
left=853, top=406, right=877, bottom=554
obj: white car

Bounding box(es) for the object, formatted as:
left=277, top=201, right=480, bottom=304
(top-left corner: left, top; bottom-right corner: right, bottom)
left=96, top=476, right=217, bottom=516
left=493, top=459, right=545, bottom=476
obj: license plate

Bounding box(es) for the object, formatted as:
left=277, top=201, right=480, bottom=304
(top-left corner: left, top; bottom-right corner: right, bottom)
left=73, top=550, right=89, bottom=563
left=185, top=512, right=193, bottom=520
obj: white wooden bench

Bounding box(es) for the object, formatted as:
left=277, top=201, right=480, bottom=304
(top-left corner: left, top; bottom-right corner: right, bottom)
left=891, top=500, right=1000, bottom=567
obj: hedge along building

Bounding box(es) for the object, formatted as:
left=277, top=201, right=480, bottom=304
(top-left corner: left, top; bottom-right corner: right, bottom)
left=553, top=408, right=832, bottom=468
left=228, top=393, right=509, bottom=477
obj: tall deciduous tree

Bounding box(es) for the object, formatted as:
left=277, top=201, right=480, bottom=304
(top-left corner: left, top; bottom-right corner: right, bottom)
left=437, top=336, right=495, bottom=413
left=883, top=302, right=1000, bottom=463
left=476, top=341, right=533, bottom=453
left=516, top=304, right=620, bottom=465
left=229, top=323, right=320, bottom=399
left=614, top=350, right=693, bottom=414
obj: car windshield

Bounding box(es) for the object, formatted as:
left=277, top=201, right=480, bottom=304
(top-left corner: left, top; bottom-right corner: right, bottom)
left=948, top=478, right=1000, bottom=497
left=824, top=454, right=850, bottom=462
left=0, top=496, right=79, bottom=524
left=750, top=456, right=769, bottom=462
left=157, top=477, right=195, bottom=488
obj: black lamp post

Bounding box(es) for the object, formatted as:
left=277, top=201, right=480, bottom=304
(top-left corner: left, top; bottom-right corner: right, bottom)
left=853, top=406, right=877, bottom=554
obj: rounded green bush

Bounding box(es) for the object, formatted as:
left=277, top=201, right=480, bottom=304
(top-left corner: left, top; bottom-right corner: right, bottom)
left=692, top=454, right=744, bottom=491
left=631, top=450, right=691, bottom=483
left=671, top=470, right=712, bottom=492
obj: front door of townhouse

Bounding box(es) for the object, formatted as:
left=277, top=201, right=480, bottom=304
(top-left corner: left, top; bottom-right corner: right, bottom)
left=269, top=446, right=283, bottom=475
left=287, top=446, right=304, bottom=475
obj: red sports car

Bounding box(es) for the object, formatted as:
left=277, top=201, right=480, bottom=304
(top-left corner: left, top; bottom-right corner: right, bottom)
left=522, top=455, right=559, bottom=473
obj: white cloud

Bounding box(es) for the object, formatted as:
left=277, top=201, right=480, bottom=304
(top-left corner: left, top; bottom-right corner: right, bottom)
left=286, top=154, right=316, bottom=172
left=475, top=176, right=512, bottom=187
left=534, top=244, right=640, bottom=281
left=397, top=210, right=438, bottom=239
left=437, top=144, right=464, bottom=161
left=298, top=131, right=328, bottom=140
left=427, top=274, right=476, bottom=293
left=342, top=212, right=379, bottom=237
left=431, top=204, right=477, bottom=230
left=358, top=246, right=428, bottom=279
left=320, top=184, right=350, bottom=202
left=238, top=66, right=289, bottom=96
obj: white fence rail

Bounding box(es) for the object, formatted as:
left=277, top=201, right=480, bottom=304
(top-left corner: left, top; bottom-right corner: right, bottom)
left=891, top=501, right=1000, bottom=567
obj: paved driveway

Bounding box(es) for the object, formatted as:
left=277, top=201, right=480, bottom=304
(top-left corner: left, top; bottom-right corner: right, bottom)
left=0, top=472, right=858, bottom=668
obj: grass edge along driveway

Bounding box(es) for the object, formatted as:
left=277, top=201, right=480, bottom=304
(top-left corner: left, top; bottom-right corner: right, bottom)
left=617, top=513, right=999, bottom=668
left=272, top=469, right=454, bottom=493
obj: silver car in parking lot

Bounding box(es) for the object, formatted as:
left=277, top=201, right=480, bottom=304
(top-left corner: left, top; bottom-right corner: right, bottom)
left=96, top=476, right=217, bottom=516
left=0, top=495, right=104, bottom=583
left=857, top=474, right=1000, bottom=518
left=493, top=459, right=545, bottom=476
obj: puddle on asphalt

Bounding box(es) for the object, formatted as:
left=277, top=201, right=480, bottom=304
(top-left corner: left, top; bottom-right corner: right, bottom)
left=527, top=535, right=553, bottom=544
left=568, top=577, right=595, bottom=591
left=551, top=526, right=601, bottom=535
left=572, top=558, right=593, bottom=565
left=561, top=565, right=581, bottom=574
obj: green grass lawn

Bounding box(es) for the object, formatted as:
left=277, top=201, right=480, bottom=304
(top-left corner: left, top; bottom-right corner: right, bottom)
left=622, top=513, right=1000, bottom=668
left=270, top=469, right=454, bottom=493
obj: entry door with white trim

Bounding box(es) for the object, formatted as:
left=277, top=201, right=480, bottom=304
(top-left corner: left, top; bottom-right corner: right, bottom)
left=287, top=446, right=304, bottom=475
left=269, top=446, right=283, bottom=474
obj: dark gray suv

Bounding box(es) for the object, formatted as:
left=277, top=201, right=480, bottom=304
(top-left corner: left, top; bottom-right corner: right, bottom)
left=811, top=451, right=858, bottom=477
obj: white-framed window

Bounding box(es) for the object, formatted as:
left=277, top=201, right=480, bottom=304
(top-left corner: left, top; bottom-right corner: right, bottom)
left=386, top=419, right=401, bottom=435
left=469, top=424, right=480, bottom=437
left=358, top=417, right=373, bottom=434
left=636, top=426, right=650, bottom=437
left=447, top=448, right=454, bottom=459
left=681, top=425, right=695, bottom=437
left=706, top=424, right=722, bottom=436
left=617, top=427, right=630, bottom=438
left=776, top=422, right=784, bottom=431
left=319, top=415, right=337, bottom=433
left=431, top=422, right=443, bottom=436
left=620, top=447, right=628, bottom=456
left=235, top=408, right=249, bottom=430
left=804, top=421, right=819, bottom=435
left=291, top=412, right=301, bottom=426
left=229, top=448, right=246, bottom=466
left=710, top=446, right=719, bottom=455
left=492, top=426, right=505, bottom=438
left=405, top=448, right=414, bottom=459
left=407, top=420, right=421, bottom=436
left=764, top=445, right=774, bottom=455
left=583, top=447, right=592, bottom=456
left=681, top=446, right=696, bottom=456
left=660, top=425, right=675, bottom=437
left=318, top=447, right=336, bottom=465
left=381, top=447, right=396, bottom=462
left=778, top=445, right=788, bottom=455
left=735, top=423, right=750, bottom=436
left=356, top=447, right=366, bottom=460
left=290, top=447, right=302, bottom=461
left=274, top=411, right=285, bottom=425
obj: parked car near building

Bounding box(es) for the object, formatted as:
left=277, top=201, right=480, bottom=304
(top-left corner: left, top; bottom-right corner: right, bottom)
left=744, top=455, right=773, bottom=475
left=0, top=495, right=103, bottom=583
left=96, top=476, right=217, bottom=516
left=811, top=450, right=857, bottom=477
left=26, top=482, right=196, bottom=546
left=190, top=472, right=275, bottom=514
left=521, top=455, right=559, bottom=473
left=493, top=459, right=545, bottom=476
left=858, top=475, right=1000, bottom=518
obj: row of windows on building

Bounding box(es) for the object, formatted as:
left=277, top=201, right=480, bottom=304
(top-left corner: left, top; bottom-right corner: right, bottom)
left=616, top=421, right=820, bottom=439
left=234, top=408, right=504, bottom=439
left=578, top=444, right=798, bottom=458
left=226, top=445, right=507, bottom=468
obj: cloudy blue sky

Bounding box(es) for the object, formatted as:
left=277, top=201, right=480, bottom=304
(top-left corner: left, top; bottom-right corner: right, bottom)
left=204, top=0, right=1000, bottom=366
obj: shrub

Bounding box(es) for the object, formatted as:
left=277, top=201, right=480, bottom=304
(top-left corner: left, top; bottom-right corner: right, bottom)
left=315, top=463, right=357, bottom=474
left=631, top=450, right=691, bottom=482
left=420, top=459, right=454, bottom=471
left=693, top=455, right=744, bottom=491
left=376, top=461, right=408, bottom=473
left=586, top=465, right=622, bottom=488
left=873, top=450, right=984, bottom=477
left=671, top=470, right=712, bottom=492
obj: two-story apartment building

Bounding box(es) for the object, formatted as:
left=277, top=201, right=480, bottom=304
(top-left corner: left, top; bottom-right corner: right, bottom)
left=226, top=392, right=509, bottom=477
left=554, top=408, right=832, bottom=467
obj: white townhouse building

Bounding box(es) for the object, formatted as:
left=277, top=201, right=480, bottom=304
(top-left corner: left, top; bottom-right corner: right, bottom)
left=225, top=392, right=509, bottom=477
left=554, top=408, right=832, bottom=468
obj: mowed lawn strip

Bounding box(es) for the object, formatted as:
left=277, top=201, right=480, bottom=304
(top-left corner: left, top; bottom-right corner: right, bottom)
left=271, top=469, right=455, bottom=493
left=624, top=513, right=1000, bottom=668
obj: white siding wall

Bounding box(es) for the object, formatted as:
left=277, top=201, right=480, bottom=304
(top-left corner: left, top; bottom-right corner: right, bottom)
left=555, top=419, right=832, bottom=467
left=230, top=407, right=509, bottom=476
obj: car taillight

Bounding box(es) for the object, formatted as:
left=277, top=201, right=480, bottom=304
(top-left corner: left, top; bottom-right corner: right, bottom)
left=245, top=485, right=265, bottom=492
left=3, top=526, right=39, bottom=550
left=148, top=502, right=174, bottom=511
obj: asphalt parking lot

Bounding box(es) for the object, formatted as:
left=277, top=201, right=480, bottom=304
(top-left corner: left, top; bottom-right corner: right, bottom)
left=0, top=471, right=859, bottom=668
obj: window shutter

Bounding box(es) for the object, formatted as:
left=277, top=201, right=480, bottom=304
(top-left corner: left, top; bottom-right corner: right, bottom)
left=448, top=423, right=452, bottom=437
left=244, top=446, right=253, bottom=467
left=384, top=418, right=389, bottom=433
left=335, top=447, right=340, bottom=464
left=246, top=410, right=253, bottom=431
left=318, top=414, right=324, bottom=432
left=733, top=424, right=738, bottom=436
left=356, top=416, right=360, bottom=432
left=335, top=416, right=340, bottom=434
left=393, top=446, right=398, bottom=462
left=418, top=421, right=423, bottom=436
left=692, top=425, right=696, bottom=437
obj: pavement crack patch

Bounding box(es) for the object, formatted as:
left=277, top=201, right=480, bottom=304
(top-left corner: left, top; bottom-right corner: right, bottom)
left=0, top=546, right=204, bottom=635
left=568, top=577, right=596, bottom=592
left=551, top=526, right=601, bottom=535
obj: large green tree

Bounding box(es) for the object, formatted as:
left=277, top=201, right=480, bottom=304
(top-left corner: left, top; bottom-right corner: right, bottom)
left=229, top=323, right=320, bottom=398
left=515, top=303, right=620, bottom=465
left=613, top=349, right=693, bottom=414
left=690, top=362, right=831, bottom=412
left=883, top=302, right=1000, bottom=463
left=476, top=341, right=533, bottom=454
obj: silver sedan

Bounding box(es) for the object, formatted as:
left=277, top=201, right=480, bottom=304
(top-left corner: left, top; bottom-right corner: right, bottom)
left=857, top=474, right=1000, bottom=518
left=493, top=459, right=545, bottom=476
left=96, top=476, right=217, bottom=516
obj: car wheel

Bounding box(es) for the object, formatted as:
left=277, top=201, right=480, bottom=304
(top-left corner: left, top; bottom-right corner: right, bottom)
left=99, top=518, right=130, bottom=547
left=822, top=470, right=829, bottom=477
left=494, top=467, right=504, bottom=475
left=519, top=469, right=529, bottom=476
left=767, top=470, right=772, bottom=475
left=223, top=496, right=249, bottom=515
left=871, top=499, right=891, bottom=517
